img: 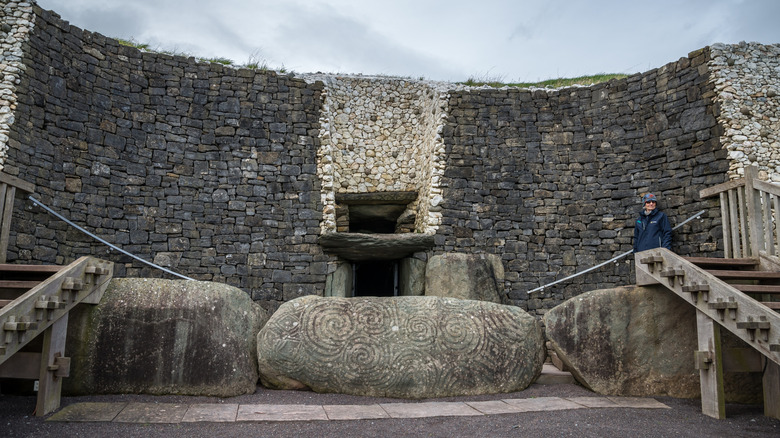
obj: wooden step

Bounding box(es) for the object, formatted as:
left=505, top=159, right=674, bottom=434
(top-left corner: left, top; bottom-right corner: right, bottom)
left=731, top=284, right=780, bottom=294
left=0, top=264, right=63, bottom=273
left=705, top=270, right=780, bottom=281
left=0, top=280, right=43, bottom=290
left=762, top=302, right=780, bottom=310
left=0, top=298, right=11, bottom=309
left=684, top=257, right=759, bottom=269
left=0, top=264, right=62, bottom=282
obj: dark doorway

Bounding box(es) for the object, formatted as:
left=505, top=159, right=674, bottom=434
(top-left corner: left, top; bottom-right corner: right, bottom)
left=348, top=204, right=407, bottom=234
left=353, top=261, right=398, bottom=297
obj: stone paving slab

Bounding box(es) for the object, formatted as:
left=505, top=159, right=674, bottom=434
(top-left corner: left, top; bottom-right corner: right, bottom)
left=536, top=364, right=577, bottom=385
left=379, top=401, right=484, bottom=418
left=465, top=400, right=525, bottom=415
left=236, top=404, right=329, bottom=422
left=182, top=403, right=239, bottom=422
left=567, top=396, right=621, bottom=408
left=46, top=396, right=670, bottom=423
left=607, top=396, right=672, bottom=409
left=113, top=402, right=189, bottom=423
left=323, top=404, right=390, bottom=420
left=46, top=402, right=127, bottom=422
left=502, top=396, right=586, bottom=412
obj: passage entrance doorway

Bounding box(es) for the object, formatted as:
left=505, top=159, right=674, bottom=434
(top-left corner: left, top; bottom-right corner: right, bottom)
left=353, top=260, right=398, bottom=297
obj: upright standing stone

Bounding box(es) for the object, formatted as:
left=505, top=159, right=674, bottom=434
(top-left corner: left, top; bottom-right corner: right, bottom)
left=425, top=253, right=505, bottom=303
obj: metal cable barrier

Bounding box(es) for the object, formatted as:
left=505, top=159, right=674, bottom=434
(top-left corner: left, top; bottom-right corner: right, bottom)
left=29, top=195, right=195, bottom=281
left=527, top=209, right=707, bottom=295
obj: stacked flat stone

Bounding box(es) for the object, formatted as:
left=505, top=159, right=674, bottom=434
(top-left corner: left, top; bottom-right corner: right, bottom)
left=439, top=48, right=726, bottom=313
left=0, top=1, right=34, bottom=171
left=709, top=42, right=780, bottom=181
left=5, top=4, right=328, bottom=313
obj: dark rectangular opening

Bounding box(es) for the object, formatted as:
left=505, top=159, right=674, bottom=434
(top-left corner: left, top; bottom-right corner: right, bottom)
left=353, top=261, right=398, bottom=297
left=334, top=191, right=418, bottom=235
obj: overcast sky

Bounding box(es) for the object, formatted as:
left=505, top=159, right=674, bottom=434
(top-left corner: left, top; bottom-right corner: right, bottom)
left=34, top=0, right=780, bottom=83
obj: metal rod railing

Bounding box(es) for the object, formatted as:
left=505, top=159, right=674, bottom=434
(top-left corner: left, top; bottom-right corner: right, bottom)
left=527, top=209, right=707, bottom=295
left=29, top=195, right=194, bottom=281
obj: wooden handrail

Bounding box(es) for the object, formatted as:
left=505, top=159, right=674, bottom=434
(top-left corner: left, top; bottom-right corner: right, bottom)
left=753, top=178, right=780, bottom=197
left=700, top=166, right=780, bottom=258
left=0, top=173, right=35, bottom=194
left=700, top=178, right=745, bottom=199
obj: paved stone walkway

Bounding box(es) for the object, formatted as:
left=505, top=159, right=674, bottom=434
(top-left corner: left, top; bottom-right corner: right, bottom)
left=47, top=396, right=669, bottom=423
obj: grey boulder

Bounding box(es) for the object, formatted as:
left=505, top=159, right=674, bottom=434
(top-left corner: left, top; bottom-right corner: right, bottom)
left=257, top=295, right=544, bottom=398
left=544, top=285, right=761, bottom=401
left=65, top=278, right=268, bottom=397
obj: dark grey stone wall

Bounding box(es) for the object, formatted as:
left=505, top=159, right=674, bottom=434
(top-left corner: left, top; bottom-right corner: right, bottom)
left=6, top=6, right=329, bottom=312
left=5, top=6, right=731, bottom=314
left=437, top=48, right=729, bottom=314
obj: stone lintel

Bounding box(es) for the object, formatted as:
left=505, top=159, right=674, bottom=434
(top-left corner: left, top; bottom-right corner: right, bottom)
left=319, top=232, right=434, bottom=261
left=335, top=191, right=418, bottom=205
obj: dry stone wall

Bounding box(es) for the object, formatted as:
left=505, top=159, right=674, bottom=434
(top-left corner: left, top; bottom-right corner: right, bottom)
left=438, top=49, right=729, bottom=313
left=0, top=1, right=34, bottom=171
left=310, top=75, right=449, bottom=234
left=6, top=5, right=331, bottom=312
left=708, top=42, right=780, bottom=180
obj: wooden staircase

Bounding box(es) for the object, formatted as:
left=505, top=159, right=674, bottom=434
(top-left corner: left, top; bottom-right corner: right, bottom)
left=0, top=256, right=113, bottom=416
left=636, top=248, right=780, bottom=419
left=685, top=256, right=780, bottom=311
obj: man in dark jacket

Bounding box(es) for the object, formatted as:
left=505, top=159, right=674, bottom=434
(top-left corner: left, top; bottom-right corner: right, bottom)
left=634, top=193, right=672, bottom=252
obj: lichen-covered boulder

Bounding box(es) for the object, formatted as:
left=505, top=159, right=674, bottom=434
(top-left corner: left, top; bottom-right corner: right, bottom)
left=425, top=253, right=505, bottom=303
left=257, top=295, right=544, bottom=398
left=544, top=285, right=761, bottom=402
left=65, top=278, right=268, bottom=397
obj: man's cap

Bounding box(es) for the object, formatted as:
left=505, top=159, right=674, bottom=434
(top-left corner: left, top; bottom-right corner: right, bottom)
left=642, top=193, right=657, bottom=204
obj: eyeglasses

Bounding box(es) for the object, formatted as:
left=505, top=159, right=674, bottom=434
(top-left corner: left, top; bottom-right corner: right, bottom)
left=645, top=201, right=657, bottom=204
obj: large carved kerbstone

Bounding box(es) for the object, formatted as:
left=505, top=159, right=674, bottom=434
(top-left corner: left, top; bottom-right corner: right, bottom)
left=544, top=285, right=761, bottom=401
left=425, top=253, right=504, bottom=303
left=65, top=278, right=268, bottom=397
left=257, top=295, right=545, bottom=398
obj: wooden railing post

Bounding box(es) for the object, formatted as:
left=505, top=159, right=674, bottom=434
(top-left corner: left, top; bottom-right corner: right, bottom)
left=696, top=309, right=725, bottom=419
left=719, top=192, right=732, bottom=257
left=744, top=166, right=764, bottom=257
left=0, top=173, right=35, bottom=263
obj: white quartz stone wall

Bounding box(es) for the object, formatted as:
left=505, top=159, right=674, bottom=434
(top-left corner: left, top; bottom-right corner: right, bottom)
left=709, top=42, right=780, bottom=180
left=0, top=1, right=34, bottom=172
left=311, top=75, right=449, bottom=234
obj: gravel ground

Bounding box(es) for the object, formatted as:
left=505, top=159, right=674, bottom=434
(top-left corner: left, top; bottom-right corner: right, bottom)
left=2, top=383, right=778, bottom=438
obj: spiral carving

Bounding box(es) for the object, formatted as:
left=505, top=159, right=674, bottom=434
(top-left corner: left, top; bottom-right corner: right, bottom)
left=299, top=299, right=355, bottom=359
left=340, top=336, right=397, bottom=388
left=352, top=299, right=396, bottom=336
left=256, top=295, right=544, bottom=398
left=402, top=310, right=438, bottom=347
left=438, top=310, right=485, bottom=355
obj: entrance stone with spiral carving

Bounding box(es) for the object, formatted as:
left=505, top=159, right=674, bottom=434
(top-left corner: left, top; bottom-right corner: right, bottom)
left=256, top=295, right=545, bottom=398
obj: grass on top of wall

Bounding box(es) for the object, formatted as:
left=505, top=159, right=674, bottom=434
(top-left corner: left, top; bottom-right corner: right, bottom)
left=462, top=73, right=629, bottom=89
left=116, top=38, right=292, bottom=72
left=115, top=38, right=625, bottom=86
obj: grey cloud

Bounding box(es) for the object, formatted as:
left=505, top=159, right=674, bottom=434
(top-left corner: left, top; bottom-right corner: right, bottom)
left=268, top=6, right=459, bottom=78
left=40, top=2, right=147, bottom=40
